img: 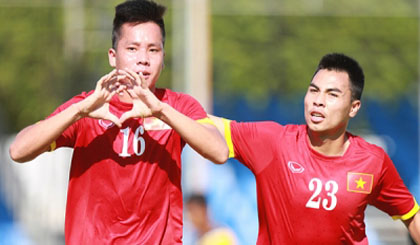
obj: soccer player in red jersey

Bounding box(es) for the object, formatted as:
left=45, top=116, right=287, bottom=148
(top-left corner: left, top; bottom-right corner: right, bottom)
left=9, top=0, right=227, bottom=244
left=210, top=53, right=420, bottom=244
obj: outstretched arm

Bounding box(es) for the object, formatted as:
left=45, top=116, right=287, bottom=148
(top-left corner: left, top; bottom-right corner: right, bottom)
left=118, top=69, right=229, bottom=164
left=208, top=115, right=225, bottom=138
left=9, top=70, right=124, bottom=163
left=403, top=212, right=420, bottom=243
left=156, top=104, right=228, bottom=164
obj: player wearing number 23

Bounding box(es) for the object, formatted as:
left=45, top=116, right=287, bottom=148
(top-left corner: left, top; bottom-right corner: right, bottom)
left=210, top=53, right=420, bottom=244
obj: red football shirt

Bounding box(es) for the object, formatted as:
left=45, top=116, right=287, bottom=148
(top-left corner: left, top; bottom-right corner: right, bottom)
left=227, top=121, right=418, bottom=244
left=48, top=88, right=207, bottom=244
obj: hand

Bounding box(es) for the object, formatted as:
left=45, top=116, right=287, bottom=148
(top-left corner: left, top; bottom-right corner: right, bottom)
left=77, top=69, right=124, bottom=127
left=118, top=69, right=163, bottom=124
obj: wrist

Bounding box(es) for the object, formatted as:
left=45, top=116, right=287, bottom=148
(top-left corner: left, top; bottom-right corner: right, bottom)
left=73, top=99, right=92, bottom=119
left=75, top=92, right=103, bottom=118
left=152, top=101, right=167, bottom=119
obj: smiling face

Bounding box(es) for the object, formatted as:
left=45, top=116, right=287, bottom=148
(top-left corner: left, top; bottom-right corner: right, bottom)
left=304, top=69, right=361, bottom=138
left=108, top=21, right=164, bottom=92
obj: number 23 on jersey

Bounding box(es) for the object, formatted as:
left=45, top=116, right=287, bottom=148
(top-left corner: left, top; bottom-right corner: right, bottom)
left=305, top=178, right=338, bottom=211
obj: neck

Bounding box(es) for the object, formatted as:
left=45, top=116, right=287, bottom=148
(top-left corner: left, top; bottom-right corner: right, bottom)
left=307, top=127, right=350, bottom=156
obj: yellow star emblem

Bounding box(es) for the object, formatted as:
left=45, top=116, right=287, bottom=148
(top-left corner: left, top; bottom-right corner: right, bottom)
left=347, top=172, right=374, bottom=194
left=355, top=177, right=366, bottom=189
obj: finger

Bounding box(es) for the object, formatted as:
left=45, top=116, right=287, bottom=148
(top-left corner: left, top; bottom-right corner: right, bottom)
left=96, top=73, right=112, bottom=90
left=101, top=70, right=119, bottom=90
left=111, top=79, right=128, bottom=92
left=108, top=88, right=119, bottom=99
left=124, top=69, right=142, bottom=87
left=125, top=88, right=136, bottom=98
left=119, top=110, right=137, bottom=125
left=116, top=70, right=136, bottom=89
left=117, top=69, right=136, bottom=82
left=116, top=84, right=127, bottom=95
left=104, top=113, right=122, bottom=128
left=138, top=72, right=148, bottom=89
left=108, top=74, right=130, bottom=93
left=105, top=69, right=118, bottom=82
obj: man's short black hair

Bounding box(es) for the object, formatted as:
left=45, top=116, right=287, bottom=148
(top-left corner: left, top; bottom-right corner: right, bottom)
left=112, top=0, right=166, bottom=49
left=314, top=53, right=365, bottom=101
left=186, top=193, right=207, bottom=207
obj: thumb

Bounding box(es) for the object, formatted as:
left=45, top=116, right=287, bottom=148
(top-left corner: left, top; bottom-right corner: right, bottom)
left=104, top=113, right=122, bottom=128
left=139, top=72, right=148, bottom=89
left=119, top=110, right=137, bottom=125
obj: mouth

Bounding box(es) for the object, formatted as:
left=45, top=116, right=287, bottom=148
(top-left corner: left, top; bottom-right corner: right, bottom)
left=309, top=110, right=325, bottom=123
left=137, top=71, right=151, bottom=79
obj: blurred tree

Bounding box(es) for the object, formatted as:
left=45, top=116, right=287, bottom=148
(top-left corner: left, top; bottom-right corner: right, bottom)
left=212, top=16, right=417, bottom=104
left=0, top=6, right=66, bottom=133
left=212, top=0, right=418, bottom=108
left=0, top=0, right=417, bottom=133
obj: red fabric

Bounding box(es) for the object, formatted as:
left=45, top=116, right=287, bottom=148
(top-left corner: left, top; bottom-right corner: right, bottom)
left=49, top=88, right=207, bottom=244
left=230, top=121, right=416, bottom=244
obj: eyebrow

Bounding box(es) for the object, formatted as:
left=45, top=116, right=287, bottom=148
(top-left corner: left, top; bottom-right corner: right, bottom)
left=126, top=41, right=163, bottom=47
left=309, top=83, right=343, bottom=93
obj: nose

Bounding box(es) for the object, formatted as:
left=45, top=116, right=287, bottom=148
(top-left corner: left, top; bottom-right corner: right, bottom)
left=313, top=93, right=325, bottom=107
left=136, top=49, right=149, bottom=66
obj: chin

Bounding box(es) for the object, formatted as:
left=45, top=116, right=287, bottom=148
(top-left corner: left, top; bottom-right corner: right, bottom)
left=307, top=123, right=328, bottom=134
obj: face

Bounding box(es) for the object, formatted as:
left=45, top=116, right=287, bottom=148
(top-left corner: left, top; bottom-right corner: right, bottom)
left=108, top=22, right=164, bottom=91
left=304, top=69, right=361, bottom=137
left=186, top=202, right=207, bottom=229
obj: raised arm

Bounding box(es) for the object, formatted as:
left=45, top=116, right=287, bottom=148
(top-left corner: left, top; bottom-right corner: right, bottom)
left=9, top=70, right=123, bottom=163
left=403, top=212, right=420, bottom=243
left=118, top=69, right=229, bottom=164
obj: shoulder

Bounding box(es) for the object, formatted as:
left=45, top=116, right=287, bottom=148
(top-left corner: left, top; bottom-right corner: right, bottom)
left=350, top=134, right=387, bottom=160
left=156, top=88, right=194, bottom=100
left=56, top=90, right=94, bottom=110
left=283, top=124, right=306, bottom=135
left=231, top=121, right=303, bottom=138
left=156, top=88, right=201, bottom=106
left=71, top=90, right=93, bottom=100
left=157, top=88, right=206, bottom=119
left=231, top=120, right=280, bottom=131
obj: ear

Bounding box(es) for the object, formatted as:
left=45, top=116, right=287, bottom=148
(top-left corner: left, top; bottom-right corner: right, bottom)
left=349, top=100, right=361, bottom=118
left=108, top=48, right=117, bottom=68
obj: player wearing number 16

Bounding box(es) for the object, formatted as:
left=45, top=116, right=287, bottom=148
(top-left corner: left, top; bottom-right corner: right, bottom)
left=210, top=53, right=420, bottom=244
left=8, top=0, right=228, bottom=244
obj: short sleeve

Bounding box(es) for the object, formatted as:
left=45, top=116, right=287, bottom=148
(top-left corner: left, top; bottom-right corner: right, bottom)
left=369, top=153, right=419, bottom=220
left=229, top=121, right=283, bottom=174
left=46, top=92, right=90, bottom=150
left=171, top=93, right=207, bottom=121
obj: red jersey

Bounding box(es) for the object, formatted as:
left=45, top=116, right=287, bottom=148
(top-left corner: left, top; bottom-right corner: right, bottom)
left=48, top=88, right=207, bottom=244
left=227, top=121, right=418, bottom=244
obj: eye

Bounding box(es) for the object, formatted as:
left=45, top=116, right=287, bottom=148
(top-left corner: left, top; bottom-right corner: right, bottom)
left=329, top=93, right=338, bottom=98
left=127, top=47, right=136, bottom=51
